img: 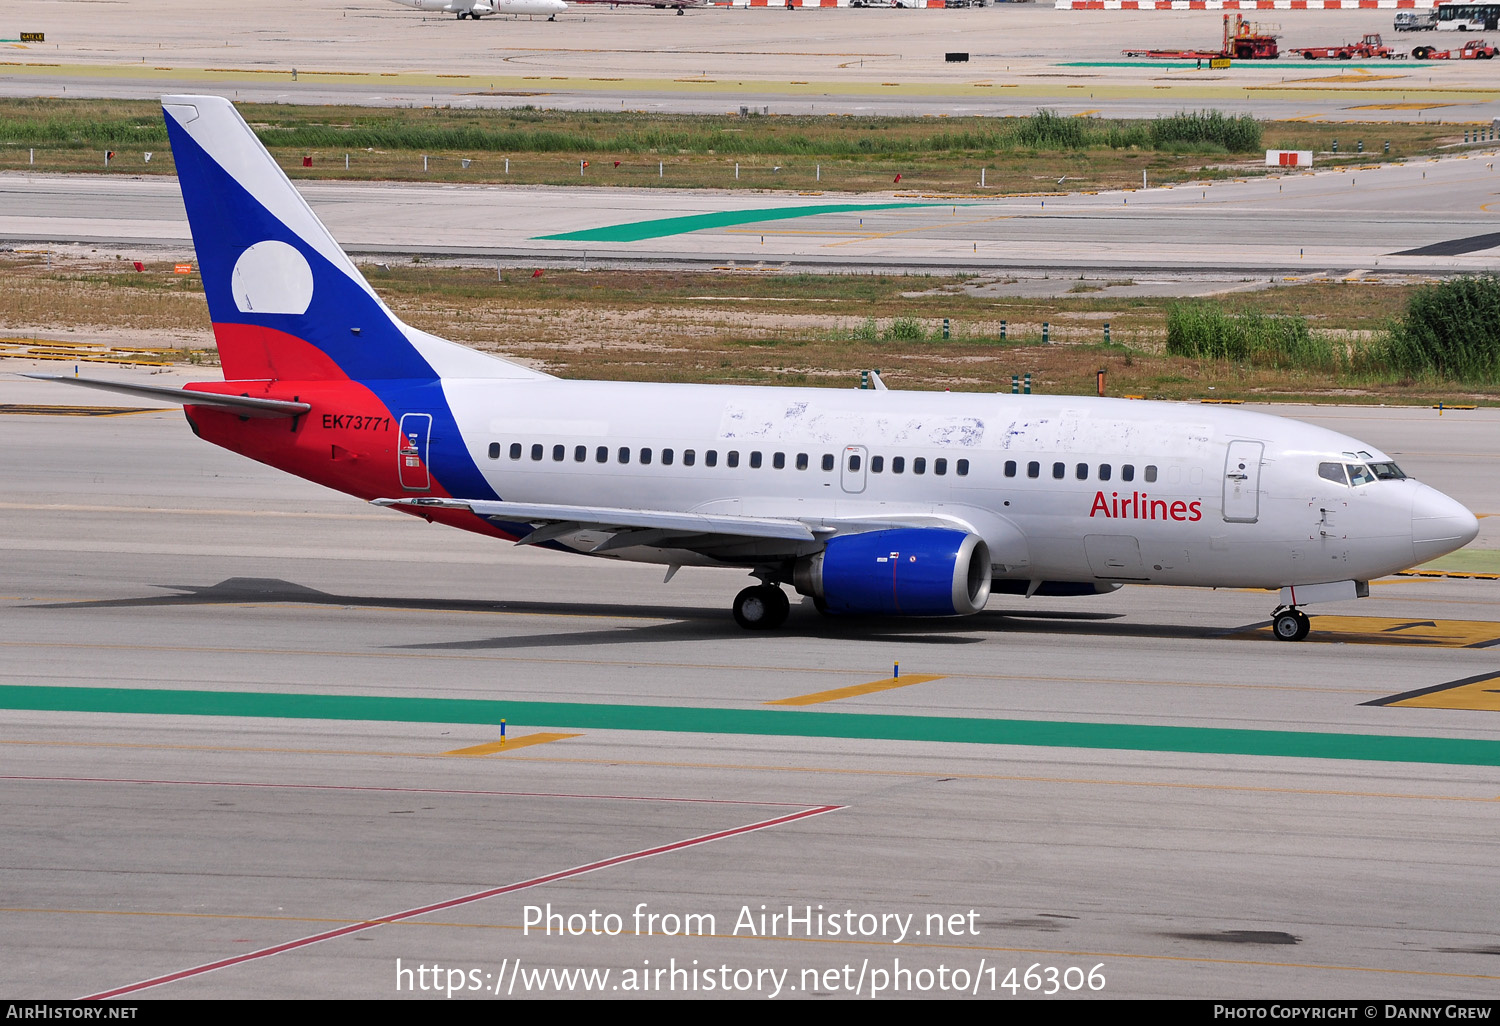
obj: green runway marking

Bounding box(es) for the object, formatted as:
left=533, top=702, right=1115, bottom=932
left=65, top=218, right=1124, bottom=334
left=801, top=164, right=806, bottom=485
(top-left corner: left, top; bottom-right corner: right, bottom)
left=6, top=685, right=1500, bottom=768
left=536, top=202, right=943, bottom=243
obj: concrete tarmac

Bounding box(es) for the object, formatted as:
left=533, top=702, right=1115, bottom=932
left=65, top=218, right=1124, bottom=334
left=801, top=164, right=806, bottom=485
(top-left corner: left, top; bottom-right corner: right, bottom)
left=2, top=1, right=1498, bottom=120
left=4, top=146, right=1499, bottom=274
left=3, top=373, right=1499, bottom=999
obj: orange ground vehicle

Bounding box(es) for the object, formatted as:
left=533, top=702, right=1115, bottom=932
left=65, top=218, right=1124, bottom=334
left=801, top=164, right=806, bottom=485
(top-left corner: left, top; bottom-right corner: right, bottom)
left=1412, top=39, right=1499, bottom=59
left=1290, top=33, right=1399, bottom=59
left=1123, top=14, right=1279, bottom=60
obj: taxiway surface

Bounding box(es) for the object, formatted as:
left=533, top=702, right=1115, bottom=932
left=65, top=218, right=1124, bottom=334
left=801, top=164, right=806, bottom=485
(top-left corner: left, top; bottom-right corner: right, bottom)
left=3, top=376, right=1499, bottom=999
left=4, top=147, right=1500, bottom=274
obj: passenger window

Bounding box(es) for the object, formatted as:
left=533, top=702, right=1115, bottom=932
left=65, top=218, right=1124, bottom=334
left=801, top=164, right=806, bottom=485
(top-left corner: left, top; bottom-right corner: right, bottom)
left=531, top=443, right=543, bottom=461
left=617, top=446, right=630, bottom=464
left=913, top=457, right=927, bottom=475
left=1319, top=462, right=1348, bottom=486
left=871, top=455, right=884, bottom=473
left=574, top=445, right=586, bottom=463
left=1099, top=464, right=1111, bottom=482
left=848, top=454, right=861, bottom=472
left=1004, top=460, right=1016, bottom=478
left=727, top=451, right=739, bottom=468
left=1144, top=465, right=1158, bottom=483
left=1053, top=462, right=1065, bottom=479
left=773, top=452, right=785, bottom=470
left=706, top=450, right=718, bottom=467
left=1076, top=463, right=1088, bottom=480
left=1347, top=463, right=1375, bottom=487
left=796, top=453, right=809, bottom=471
left=553, top=444, right=565, bottom=462
left=684, top=449, right=696, bottom=467
left=1121, top=464, right=1134, bottom=482
left=957, top=459, right=969, bottom=477
left=892, top=456, right=906, bottom=474
left=935, top=458, right=947, bottom=476
left=662, top=448, right=674, bottom=466
left=1027, top=461, right=1040, bottom=479
left=640, top=448, right=652, bottom=465
left=822, top=454, right=835, bottom=471
left=488, top=442, right=500, bottom=460
left=510, top=442, right=522, bottom=460
left=750, top=451, right=762, bottom=469
left=596, top=446, right=608, bottom=463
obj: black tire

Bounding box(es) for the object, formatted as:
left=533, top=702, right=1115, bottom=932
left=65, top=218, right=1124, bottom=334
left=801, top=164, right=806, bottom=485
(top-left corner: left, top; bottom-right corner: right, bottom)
left=1273, top=609, right=1311, bottom=642
left=733, top=585, right=789, bottom=630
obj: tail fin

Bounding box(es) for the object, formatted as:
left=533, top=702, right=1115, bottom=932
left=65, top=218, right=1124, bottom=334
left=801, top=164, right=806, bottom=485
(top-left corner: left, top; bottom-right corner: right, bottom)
left=162, top=95, right=546, bottom=383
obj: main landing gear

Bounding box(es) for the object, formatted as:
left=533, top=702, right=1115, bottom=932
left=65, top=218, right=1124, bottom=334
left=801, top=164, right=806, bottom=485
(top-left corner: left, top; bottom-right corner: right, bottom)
left=733, top=583, right=789, bottom=630
left=1271, top=605, right=1311, bottom=642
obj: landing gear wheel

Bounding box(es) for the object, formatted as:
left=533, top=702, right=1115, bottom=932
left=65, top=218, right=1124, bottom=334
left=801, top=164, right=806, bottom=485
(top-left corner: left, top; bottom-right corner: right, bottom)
left=733, top=584, right=789, bottom=630
left=1273, top=608, right=1311, bottom=642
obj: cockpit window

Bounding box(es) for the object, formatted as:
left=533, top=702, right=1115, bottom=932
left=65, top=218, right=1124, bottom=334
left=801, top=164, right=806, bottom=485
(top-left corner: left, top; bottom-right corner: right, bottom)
left=1347, top=464, right=1376, bottom=487
left=1368, top=462, right=1406, bottom=480
left=1318, top=462, right=1348, bottom=486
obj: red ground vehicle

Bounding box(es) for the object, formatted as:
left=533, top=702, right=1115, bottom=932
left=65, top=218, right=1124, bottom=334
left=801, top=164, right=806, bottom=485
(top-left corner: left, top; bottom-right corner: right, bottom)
left=1289, top=33, right=1398, bottom=59
left=1123, top=14, right=1279, bottom=60
left=1412, top=39, right=1498, bottom=59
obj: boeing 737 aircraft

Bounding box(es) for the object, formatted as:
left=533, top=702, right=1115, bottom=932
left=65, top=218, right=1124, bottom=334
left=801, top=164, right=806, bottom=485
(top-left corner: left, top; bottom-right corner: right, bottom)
left=36, top=95, right=1480, bottom=637
left=390, top=0, right=568, bottom=20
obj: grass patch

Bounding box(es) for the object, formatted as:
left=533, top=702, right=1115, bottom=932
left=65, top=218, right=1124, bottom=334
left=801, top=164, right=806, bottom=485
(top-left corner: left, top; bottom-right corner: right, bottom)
left=5, top=255, right=1499, bottom=404
left=0, top=98, right=1466, bottom=194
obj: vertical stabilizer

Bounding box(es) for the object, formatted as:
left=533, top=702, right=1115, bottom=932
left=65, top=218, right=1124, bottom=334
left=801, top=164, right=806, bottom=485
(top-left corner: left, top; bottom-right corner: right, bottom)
left=162, top=94, right=546, bottom=383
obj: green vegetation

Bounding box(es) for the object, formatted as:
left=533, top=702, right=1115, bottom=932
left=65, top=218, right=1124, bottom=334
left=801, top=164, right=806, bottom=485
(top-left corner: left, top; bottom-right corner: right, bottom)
left=0, top=98, right=1465, bottom=193
left=1165, top=303, right=1331, bottom=368
left=1382, top=274, right=1500, bottom=382
left=0, top=103, right=1262, bottom=157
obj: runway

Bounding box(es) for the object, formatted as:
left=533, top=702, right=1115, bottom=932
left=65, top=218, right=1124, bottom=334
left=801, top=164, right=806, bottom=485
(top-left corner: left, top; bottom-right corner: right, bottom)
left=4, top=146, right=1500, bottom=274
left=3, top=1, right=1499, bottom=120
left=3, top=373, right=1499, bottom=998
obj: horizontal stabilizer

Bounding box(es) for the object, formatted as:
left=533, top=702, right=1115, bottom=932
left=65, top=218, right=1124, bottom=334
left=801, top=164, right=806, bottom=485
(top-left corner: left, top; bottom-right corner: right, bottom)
left=25, top=374, right=310, bottom=418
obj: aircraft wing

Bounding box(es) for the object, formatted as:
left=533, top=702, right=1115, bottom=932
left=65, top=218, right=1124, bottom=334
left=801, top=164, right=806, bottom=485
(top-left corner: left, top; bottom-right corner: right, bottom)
left=375, top=495, right=830, bottom=553
left=25, top=374, right=310, bottom=419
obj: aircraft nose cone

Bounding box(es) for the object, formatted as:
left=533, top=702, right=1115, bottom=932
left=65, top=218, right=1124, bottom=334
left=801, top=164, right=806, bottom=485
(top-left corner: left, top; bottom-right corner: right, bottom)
left=1411, top=484, right=1480, bottom=565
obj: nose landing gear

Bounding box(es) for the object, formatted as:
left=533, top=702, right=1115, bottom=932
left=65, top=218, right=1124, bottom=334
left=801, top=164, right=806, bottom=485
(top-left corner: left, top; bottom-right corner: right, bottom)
left=733, top=583, right=790, bottom=630
left=1271, top=605, right=1311, bottom=642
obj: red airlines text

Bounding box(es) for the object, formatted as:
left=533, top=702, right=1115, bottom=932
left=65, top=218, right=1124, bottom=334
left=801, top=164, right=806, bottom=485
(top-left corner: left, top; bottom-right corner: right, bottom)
left=1089, top=490, right=1202, bottom=523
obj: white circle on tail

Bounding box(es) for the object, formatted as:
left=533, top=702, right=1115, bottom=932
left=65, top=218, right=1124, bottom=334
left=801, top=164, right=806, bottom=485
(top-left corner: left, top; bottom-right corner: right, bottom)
left=230, top=240, right=314, bottom=315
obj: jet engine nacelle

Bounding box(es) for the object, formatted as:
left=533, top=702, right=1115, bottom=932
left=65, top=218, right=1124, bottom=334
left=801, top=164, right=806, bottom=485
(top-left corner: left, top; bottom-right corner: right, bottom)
left=470, top=2, right=496, bottom=13
left=794, top=528, right=992, bottom=617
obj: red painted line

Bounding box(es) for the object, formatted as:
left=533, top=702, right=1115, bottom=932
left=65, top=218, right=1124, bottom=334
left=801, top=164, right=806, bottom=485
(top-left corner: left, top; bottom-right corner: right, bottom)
left=1, top=775, right=818, bottom=808
left=83, top=802, right=841, bottom=999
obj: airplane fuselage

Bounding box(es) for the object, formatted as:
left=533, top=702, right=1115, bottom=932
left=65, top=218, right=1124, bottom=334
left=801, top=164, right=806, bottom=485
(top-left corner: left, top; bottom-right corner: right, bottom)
left=185, top=379, right=1466, bottom=592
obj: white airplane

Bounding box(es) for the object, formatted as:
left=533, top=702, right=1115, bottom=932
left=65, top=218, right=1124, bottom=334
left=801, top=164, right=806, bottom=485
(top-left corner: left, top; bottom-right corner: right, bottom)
left=35, top=95, right=1480, bottom=638
left=389, top=0, right=568, bottom=20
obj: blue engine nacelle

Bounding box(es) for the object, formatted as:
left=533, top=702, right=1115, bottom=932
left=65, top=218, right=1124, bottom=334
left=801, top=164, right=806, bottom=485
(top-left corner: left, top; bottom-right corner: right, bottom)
left=793, top=528, right=992, bottom=617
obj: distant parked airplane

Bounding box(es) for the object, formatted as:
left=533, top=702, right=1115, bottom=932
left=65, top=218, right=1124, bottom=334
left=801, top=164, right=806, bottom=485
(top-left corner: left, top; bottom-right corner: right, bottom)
left=390, top=0, right=568, bottom=20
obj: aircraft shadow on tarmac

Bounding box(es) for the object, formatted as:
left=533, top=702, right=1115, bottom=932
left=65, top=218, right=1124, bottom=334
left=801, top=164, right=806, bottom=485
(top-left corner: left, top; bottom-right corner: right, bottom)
left=21, top=575, right=1273, bottom=650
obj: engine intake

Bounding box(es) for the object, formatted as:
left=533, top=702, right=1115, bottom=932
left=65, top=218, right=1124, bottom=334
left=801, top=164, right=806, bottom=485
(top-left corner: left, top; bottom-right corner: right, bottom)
left=794, top=528, right=992, bottom=617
